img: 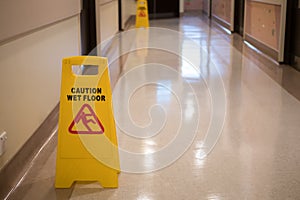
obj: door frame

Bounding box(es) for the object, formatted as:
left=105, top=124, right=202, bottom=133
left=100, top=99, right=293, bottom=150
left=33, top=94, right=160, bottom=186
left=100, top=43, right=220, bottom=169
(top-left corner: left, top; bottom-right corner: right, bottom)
left=234, top=0, right=245, bottom=35
left=284, top=0, right=300, bottom=68
left=118, top=0, right=123, bottom=31
left=80, top=0, right=97, bottom=55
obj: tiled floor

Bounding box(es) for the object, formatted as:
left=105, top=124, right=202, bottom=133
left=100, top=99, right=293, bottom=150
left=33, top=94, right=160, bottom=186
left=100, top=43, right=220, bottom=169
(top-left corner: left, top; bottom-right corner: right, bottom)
left=7, top=12, right=300, bottom=199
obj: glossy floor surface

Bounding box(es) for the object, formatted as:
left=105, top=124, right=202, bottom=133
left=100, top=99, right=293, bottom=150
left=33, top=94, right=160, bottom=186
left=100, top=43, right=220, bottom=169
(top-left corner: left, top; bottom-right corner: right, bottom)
left=7, top=12, right=300, bottom=199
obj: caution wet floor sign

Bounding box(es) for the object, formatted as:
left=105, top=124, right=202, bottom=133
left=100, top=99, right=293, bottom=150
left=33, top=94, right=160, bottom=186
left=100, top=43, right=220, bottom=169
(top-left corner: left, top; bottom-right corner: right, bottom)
left=136, top=0, right=149, bottom=28
left=55, top=56, right=119, bottom=188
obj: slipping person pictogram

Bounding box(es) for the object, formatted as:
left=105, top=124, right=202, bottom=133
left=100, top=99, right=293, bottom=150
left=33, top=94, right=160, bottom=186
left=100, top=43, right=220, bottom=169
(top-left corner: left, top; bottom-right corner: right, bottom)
left=69, top=104, right=104, bottom=134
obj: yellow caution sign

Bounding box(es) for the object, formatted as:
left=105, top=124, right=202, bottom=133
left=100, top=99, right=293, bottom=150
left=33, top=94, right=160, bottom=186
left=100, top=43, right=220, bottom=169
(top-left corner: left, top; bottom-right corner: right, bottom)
left=136, top=0, right=149, bottom=28
left=55, top=56, right=120, bottom=188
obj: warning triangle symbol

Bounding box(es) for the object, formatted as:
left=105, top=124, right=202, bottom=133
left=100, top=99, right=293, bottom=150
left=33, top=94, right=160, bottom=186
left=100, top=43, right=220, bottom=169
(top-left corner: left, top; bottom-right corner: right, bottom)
left=139, top=10, right=146, bottom=17
left=68, top=104, right=104, bottom=134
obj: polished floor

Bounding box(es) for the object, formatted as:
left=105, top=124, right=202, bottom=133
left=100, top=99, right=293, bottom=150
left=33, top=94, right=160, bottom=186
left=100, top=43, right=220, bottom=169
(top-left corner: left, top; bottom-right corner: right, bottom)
left=7, top=12, right=300, bottom=200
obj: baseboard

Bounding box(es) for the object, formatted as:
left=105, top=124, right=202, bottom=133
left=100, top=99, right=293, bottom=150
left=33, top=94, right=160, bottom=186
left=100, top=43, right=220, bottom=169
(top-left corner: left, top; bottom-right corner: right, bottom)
left=212, top=15, right=231, bottom=31
left=244, top=33, right=279, bottom=61
left=0, top=104, right=59, bottom=200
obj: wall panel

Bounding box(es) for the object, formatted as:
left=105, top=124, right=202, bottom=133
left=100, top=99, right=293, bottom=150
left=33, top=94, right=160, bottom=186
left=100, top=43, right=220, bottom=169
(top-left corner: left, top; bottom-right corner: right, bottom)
left=96, top=0, right=119, bottom=43
left=212, top=0, right=232, bottom=25
left=0, top=16, right=80, bottom=169
left=245, top=1, right=281, bottom=50
left=0, top=0, right=80, bottom=42
left=244, top=0, right=287, bottom=61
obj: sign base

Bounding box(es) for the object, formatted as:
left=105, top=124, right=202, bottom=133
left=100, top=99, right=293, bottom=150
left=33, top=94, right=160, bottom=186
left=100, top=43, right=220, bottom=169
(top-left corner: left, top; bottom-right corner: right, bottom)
left=55, top=159, right=118, bottom=188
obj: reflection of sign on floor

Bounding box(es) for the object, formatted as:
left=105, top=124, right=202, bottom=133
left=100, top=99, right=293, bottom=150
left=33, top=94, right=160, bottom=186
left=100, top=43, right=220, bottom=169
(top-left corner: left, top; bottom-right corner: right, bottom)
left=69, top=104, right=104, bottom=134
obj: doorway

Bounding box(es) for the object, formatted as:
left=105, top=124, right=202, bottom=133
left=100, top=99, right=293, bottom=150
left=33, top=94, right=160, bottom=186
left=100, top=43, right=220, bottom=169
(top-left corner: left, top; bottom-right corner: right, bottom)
left=148, top=0, right=180, bottom=19
left=80, top=0, right=97, bottom=55
left=118, top=0, right=122, bottom=31
left=234, top=0, right=245, bottom=35
left=285, top=0, right=300, bottom=69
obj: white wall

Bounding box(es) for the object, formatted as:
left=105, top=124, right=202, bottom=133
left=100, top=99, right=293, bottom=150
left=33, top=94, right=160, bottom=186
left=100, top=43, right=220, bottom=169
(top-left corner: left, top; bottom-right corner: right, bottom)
left=180, top=0, right=185, bottom=13
left=0, top=0, right=80, bottom=42
left=101, top=1, right=119, bottom=42
left=0, top=2, right=80, bottom=170
left=96, top=0, right=120, bottom=44
left=122, top=0, right=136, bottom=29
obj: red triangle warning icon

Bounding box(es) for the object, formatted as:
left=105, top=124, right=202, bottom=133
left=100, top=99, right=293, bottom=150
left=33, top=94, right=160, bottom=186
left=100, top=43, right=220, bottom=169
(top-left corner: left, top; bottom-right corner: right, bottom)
left=139, top=10, right=146, bottom=17
left=68, top=104, right=104, bottom=134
